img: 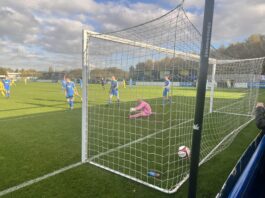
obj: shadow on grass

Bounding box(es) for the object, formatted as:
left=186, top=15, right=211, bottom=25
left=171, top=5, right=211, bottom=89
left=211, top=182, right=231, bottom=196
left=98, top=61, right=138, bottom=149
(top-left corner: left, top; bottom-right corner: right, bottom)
left=0, top=100, right=73, bottom=113
left=0, top=108, right=82, bottom=192
left=0, top=107, right=81, bottom=122
left=0, top=90, right=259, bottom=197
left=33, top=98, right=66, bottom=102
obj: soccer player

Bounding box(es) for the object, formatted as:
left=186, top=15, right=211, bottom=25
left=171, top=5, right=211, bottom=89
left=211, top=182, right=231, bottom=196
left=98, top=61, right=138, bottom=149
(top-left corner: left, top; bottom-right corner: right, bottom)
left=65, top=77, right=78, bottom=110
left=163, top=75, right=171, bottom=105
left=2, top=76, right=11, bottom=98
left=123, top=79, right=126, bottom=88
left=129, top=99, right=152, bottom=119
left=109, top=76, right=120, bottom=104
left=11, top=79, right=16, bottom=86
left=61, top=75, right=66, bottom=90
left=101, top=77, right=105, bottom=90
left=79, top=78, right=83, bottom=88
left=129, top=78, right=133, bottom=88
left=0, top=81, right=5, bottom=96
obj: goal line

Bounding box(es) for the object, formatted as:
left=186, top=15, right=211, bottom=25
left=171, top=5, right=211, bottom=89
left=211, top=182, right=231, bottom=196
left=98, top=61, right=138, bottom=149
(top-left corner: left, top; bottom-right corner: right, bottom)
left=88, top=98, right=253, bottom=163
left=0, top=162, right=82, bottom=197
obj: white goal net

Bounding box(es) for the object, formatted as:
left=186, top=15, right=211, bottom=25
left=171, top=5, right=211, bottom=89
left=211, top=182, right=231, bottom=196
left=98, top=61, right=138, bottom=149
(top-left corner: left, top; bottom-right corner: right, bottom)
left=81, top=3, right=265, bottom=193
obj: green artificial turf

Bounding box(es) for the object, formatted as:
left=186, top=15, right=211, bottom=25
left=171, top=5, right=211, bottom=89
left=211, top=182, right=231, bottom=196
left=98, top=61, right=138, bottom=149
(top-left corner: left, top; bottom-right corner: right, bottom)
left=0, top=82, right=263, bottom=197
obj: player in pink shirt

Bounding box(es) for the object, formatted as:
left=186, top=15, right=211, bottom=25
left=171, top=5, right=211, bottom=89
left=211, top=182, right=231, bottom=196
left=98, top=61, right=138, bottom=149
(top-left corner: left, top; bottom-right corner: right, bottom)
left=129, top=99, right=152, bottom=119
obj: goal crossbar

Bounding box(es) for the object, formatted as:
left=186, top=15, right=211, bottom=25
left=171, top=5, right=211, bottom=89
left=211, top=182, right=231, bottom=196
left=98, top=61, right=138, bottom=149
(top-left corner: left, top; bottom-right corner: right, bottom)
left=85, top=30, right=265, bottom=65
left=85, top=30, right=217, bottom=64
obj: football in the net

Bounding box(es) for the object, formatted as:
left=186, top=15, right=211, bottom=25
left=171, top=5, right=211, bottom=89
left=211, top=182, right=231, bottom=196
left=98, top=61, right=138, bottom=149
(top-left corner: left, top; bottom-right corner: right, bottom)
left=178, top=146, right=191, bottom=158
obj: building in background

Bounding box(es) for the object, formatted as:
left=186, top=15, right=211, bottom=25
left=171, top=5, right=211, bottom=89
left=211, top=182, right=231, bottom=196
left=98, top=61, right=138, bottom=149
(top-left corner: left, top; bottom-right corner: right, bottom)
left=7, top=72, right=21, bottom=80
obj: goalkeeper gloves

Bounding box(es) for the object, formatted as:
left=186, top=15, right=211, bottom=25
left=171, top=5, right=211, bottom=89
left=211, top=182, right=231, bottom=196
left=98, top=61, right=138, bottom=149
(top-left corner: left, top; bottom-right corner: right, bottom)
left=130, top=107, right=136, bottom=112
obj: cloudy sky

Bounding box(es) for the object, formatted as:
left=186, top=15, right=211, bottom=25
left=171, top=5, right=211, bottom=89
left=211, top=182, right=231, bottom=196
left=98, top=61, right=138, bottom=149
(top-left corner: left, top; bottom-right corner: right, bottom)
left=0, top=0, right=264, bottom=71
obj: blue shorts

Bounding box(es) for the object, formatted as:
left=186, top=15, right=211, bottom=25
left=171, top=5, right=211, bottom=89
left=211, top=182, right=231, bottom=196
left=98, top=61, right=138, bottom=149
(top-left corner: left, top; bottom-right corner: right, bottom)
left=66, top=95, right=73, bottom=99
left=4, top=87, right=10, bottom=91
left=163, top=88, right=170, bottom=97
left=110, top=89, right=118, bottom=96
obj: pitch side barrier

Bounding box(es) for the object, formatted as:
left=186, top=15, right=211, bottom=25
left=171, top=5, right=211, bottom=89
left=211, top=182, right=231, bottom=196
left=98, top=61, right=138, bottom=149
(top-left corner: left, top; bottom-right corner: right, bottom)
left=248, top=82, right=265, bottom=89
left=134, top=81, right=265, bottom=88
left=217, top=133, right=265, bottom=198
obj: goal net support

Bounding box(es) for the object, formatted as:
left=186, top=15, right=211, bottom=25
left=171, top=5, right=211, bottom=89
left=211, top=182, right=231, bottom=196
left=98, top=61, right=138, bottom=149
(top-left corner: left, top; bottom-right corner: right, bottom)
left=81, top=4, right=265, bottom=193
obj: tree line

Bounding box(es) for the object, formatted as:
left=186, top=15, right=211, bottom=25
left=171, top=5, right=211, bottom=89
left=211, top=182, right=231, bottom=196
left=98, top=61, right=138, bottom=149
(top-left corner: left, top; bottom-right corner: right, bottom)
left=215, top=34, right=265, bottom=59
left=1, top=34, right=264, bottom=80
left=99, top=34, right=265, bottom=81
left=0, top=66, right=82, bottom=80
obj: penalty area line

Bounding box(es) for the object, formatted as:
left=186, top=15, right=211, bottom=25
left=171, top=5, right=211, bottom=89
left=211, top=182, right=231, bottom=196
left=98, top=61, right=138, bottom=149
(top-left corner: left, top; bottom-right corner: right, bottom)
left=0, top=114, right=49, bottom=122
left=0, top=162, right=82, bottom=197
left=0, top=108, right=79, bottom=122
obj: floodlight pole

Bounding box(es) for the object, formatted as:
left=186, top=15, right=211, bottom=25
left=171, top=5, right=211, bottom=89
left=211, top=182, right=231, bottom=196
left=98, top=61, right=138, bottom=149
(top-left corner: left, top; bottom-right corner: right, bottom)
left=188, top=0, right=215, bottom=198
left=82, top=30, right=89, bottom=163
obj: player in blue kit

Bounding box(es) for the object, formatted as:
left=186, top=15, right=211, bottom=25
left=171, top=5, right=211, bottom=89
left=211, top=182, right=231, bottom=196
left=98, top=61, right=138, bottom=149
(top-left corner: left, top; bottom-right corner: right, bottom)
left=101, top=77, right=105, bottom=90
left=163, top=75, right=171, bottom=105
left=2, top=76, right=11, bottom=98
left=129, top=78, right=133, bottom=88
left=61, top=80, right=66, bottom=90
left=61, top=75, right=66, bottom=90
left=109, top=76, right=120, bottom=104
left=65, top=77, right=78, bottom=110
left=79, top=78, right=83, bottom=88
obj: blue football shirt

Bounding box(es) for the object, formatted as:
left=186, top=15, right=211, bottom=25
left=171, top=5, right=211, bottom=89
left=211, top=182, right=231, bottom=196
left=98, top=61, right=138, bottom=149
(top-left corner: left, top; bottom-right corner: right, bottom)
left=3, top=79, right=11, bottom=90
left=66, top=81, right=75, bottom=96
left=111, top=80, right=118, bottom=90
left=164, top=80, right=171, bottom=90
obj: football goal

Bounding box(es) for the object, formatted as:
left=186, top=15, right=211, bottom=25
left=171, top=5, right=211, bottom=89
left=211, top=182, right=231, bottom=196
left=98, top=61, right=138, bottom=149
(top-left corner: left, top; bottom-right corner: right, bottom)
left=81, top=3, right=265, bottom=193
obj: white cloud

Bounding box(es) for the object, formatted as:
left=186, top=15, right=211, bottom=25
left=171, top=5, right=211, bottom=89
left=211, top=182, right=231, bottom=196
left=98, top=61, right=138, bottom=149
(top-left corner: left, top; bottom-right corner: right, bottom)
left=38, top=17, right=93, bottom=54
left=0, top=7, right=39, bottom=43
left=0, top=0, right=264, bottom=69
left=0, top=0, right=169, bottom=69
left=97, top=4, right=166, bottom=33
left=182, top=0, right=265, bottom=45
left=165, top=0, right=204, bottom=8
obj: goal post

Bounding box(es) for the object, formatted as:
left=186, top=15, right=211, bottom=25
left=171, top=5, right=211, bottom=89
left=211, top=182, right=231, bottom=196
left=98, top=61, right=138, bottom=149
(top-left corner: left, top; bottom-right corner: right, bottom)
left=81, top=30, right=89, bottom=163
left=209, top=62, right=216, bottom=113
left=188, top=0, right=215, bottom=197
left=81, top=3, right=265, bottom=194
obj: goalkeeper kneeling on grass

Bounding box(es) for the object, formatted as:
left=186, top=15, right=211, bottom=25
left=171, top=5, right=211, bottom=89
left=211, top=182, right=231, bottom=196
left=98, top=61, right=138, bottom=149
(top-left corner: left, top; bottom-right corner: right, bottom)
left=129, top=99, right=152, bottom=119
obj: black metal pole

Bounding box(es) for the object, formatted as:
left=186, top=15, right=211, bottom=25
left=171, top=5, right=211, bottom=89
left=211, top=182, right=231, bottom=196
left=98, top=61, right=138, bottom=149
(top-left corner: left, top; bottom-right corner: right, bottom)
left=188, top=0, right=215, bottom=198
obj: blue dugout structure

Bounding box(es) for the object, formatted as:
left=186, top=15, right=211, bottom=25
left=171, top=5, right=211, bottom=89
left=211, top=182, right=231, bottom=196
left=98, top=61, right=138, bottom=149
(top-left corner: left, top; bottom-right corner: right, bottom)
left=218, top=133, right=265, bottom=198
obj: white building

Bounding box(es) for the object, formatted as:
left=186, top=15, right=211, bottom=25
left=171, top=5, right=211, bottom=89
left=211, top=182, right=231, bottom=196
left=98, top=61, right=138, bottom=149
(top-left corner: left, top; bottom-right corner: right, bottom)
left=0, top=75, right=5, bottom=79
left=7, top=72, right=21, bottom=80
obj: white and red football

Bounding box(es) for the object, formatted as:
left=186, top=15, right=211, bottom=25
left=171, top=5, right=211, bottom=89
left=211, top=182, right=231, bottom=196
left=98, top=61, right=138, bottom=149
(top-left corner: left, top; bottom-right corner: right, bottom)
left=178, top=146, right=191, bottom=158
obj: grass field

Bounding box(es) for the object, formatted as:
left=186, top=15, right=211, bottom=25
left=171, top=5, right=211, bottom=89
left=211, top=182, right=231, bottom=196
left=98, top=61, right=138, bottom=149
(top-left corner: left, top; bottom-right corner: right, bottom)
left=0, top=82, right=263, bottom=197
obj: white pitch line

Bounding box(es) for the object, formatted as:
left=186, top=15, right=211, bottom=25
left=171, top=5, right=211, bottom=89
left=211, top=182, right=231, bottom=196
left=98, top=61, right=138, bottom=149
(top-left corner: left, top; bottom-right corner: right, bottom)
left=0, top=114, right=48, bottom=122
left=0, top=162, right=82, bottom=197
left=89, top=118, right=195, bottom=161
left=213, top=111, right=253, bottom=117
left=199, top=118, right=254, bottom=166
left=0, top=94, right=258, bottom=196
left=88, top=101, right=251, bottom=161
left=89, top=100, right=255, bottom=161
left=0, top=108, right=79, bottom=122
